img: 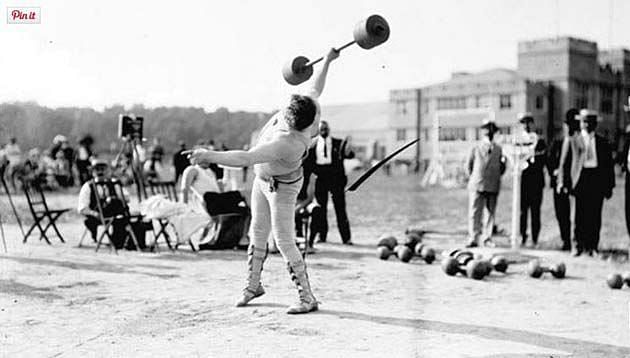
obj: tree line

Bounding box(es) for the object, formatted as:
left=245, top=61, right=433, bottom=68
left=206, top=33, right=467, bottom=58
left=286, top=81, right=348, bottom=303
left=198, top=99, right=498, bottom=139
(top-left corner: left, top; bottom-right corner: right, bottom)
left=0, top=102, right=272, bottom=155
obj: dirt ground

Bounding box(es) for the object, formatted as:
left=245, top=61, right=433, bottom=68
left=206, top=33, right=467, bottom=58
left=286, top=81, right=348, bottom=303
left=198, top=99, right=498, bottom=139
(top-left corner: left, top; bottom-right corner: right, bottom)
left=2, top=173, right=630, bottom=357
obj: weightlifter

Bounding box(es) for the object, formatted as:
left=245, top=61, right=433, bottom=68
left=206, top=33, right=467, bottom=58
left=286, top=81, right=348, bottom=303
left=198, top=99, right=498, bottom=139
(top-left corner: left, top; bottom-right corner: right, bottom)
left=187, top=48, right=339, bottom=314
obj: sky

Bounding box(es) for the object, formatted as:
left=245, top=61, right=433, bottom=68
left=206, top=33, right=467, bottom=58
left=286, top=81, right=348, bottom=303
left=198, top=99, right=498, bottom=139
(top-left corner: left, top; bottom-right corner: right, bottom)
left=0, top=0, right=629, bottom=112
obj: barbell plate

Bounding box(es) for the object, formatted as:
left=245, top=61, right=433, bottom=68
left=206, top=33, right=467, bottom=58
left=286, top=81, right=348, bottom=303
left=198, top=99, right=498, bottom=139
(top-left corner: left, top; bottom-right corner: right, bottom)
left=282, top=56, right=314, bottom=86
left=353, top=14, right=390, bottom=50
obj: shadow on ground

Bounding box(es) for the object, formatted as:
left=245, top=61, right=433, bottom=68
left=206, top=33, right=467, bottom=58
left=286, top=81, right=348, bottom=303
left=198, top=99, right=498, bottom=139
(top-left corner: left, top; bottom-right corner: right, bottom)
left=0, top=255, right=180, bottom=279
left=316, top=309, right=630, bottom=357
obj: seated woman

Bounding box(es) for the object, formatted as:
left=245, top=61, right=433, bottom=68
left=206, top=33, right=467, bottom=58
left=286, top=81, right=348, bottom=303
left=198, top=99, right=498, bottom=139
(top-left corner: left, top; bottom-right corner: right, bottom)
left=140, top=160, right=222, bottom=247
left=181, top=160, right=223, bottom=210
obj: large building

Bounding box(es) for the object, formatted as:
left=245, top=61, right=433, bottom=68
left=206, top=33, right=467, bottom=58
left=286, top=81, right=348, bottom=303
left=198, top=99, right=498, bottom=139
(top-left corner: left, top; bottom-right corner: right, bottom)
left=390, top=36, right=630, bottom=172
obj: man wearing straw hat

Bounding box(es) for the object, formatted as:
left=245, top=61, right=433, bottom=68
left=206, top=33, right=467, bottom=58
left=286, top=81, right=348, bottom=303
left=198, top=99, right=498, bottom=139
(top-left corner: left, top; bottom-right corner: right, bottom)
left=465, top=118, right=506, bottom=248
left=558, top=109, right=615, bottom=256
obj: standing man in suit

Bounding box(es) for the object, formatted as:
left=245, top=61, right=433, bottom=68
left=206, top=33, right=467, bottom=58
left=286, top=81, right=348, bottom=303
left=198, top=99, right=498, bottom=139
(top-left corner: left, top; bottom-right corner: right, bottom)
left=303, top=121, right=354, bottom=245
left=547, top=108, right=580, bottom=251
left=173, top=140, right=190, bottom=185
left=466, top=119, right=506, bottom=248
left=558, top=109, right=615, bottom=256
left=622, top=97, right=630, bottom=241
left=515, top=112, right=547, bottom=248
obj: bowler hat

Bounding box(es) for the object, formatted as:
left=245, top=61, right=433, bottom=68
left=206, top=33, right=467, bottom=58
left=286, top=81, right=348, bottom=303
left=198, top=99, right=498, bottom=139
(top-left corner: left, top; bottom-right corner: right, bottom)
left=480, top=119, right=499, bottom=132
left=576, top=109, right=600, bottom=122
left=564, top=108, right=579, bottom=124
left=517, top=112, right=534, bottom=123
left=90, top=158, right=109, bottom=168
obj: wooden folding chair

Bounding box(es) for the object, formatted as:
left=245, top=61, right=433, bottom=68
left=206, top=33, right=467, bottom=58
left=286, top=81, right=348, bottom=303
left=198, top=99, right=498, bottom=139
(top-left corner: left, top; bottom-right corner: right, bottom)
left=147, top=180, right=178, bottom=251
left=91, top=179, right=144, bottom=254
left=199, top=190, right=250, bottom=250
left=21, top=179, right=71, bottom=244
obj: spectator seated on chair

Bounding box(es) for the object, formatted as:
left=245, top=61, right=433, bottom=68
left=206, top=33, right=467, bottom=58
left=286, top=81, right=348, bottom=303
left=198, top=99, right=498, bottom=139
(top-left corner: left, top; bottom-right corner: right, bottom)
left=139, top=161, right=221, bottom=248
left=77, top=158, right=131, bottom=249
left=295, top=172, right=324, bottom=252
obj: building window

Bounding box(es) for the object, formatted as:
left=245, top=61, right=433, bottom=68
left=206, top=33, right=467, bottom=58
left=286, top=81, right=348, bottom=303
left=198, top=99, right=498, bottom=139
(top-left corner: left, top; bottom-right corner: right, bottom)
left=421, top=128, right=430, bottom=141
left=499, top=94, right=512, bottom=109
left=396, top=129, right=406, bottom=141
left=575, top=82, right=589, bottom=109
left=535, top=96, right=544, bottom=110
left=600, top=86, right=613, bottom=114
left=396, top=100, right=407, bottom=115
left=500, top=126, right=512, bottom=135
left=439, top=127, right=466, bottom=141
left=474, top=96, right=481, bottom=108
left=437, top=96, right=467, bottom=110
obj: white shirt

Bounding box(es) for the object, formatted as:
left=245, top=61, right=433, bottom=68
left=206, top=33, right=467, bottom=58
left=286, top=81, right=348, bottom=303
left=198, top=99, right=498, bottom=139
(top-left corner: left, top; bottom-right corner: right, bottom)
left=77, top=180, right=129, bottom=215
left=581, top=130, right=598, bottom=168
left=315, top=136, right=332, bottom=165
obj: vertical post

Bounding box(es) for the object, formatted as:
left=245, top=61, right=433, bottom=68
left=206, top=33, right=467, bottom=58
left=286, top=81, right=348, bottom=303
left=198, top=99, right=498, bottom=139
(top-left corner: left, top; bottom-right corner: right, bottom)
left=0, top=214, right=6, bottom=253
left=511, top=143, right=521, bottom=249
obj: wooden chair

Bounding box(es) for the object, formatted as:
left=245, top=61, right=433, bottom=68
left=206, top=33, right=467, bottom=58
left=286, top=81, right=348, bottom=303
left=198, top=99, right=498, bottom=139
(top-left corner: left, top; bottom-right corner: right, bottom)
left=146, top=180, right=178, bottom=251
left=91, top=179, right=144, bottom=253
left=21, top=178, right=70, bottom=244
left=198, top=190, right=250, bottom=250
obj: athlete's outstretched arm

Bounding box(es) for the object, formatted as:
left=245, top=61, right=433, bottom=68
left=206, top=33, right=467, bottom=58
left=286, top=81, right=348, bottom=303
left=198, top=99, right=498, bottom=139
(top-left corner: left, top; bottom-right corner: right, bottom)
left=308, top=48, right=339, bottom=98
left=186, top=140, right=292, bottom=168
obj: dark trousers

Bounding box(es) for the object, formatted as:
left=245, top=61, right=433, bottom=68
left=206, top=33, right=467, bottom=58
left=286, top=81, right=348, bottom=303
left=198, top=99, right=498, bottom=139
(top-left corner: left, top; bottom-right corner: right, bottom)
left=77, top=160, right=91, bottom=185
left=626, top=172, right=630, bottom=240
left=520, top=179, right=543, bottom=244
left=84, top=216, right=127, bottom=249
left=574, top=169, right=605, bottom=252
left=295, top=205, right=325, bottom=247
left=314, top=177, right=351, bottom=243
left=552, top=189, right=571, bottom=249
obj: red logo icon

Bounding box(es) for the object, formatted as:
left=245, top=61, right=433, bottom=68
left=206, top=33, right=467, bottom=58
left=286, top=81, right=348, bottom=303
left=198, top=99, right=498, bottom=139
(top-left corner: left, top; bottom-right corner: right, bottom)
left=7, top=7, right=41, bottom=24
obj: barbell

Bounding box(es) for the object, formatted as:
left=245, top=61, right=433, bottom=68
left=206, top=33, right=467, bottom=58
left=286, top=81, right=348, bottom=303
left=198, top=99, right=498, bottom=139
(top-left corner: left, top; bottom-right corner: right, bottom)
left=282, top=14, right=390, bottom=86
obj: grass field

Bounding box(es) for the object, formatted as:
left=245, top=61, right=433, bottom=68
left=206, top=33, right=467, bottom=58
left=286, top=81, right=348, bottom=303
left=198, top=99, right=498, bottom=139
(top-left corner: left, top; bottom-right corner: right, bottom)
left=3, top=171, right=628, bottom=249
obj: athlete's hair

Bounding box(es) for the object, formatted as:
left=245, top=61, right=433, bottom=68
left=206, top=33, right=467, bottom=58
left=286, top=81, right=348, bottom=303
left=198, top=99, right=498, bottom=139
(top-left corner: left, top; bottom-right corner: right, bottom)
left=285, top=94, right=317, bottom=131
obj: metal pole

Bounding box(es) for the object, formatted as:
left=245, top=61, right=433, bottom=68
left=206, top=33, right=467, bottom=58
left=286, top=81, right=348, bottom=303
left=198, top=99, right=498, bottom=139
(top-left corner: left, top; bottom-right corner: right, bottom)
left=0, top=214, right=6, bottom=253
left=511, top=142, right=521, bottom=250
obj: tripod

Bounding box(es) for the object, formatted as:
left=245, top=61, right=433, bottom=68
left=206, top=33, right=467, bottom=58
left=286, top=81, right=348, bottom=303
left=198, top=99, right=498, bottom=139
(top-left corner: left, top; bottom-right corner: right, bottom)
left=112, top=136, right=147, bottom=202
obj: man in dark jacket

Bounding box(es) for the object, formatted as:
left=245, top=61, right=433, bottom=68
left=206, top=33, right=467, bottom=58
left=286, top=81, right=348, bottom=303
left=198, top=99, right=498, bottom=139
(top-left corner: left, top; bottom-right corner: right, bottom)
left=302, top=121, right=354, bottom=245
left=173, top=140, right=190, bottom=184
left=621, top=97, right=630, bottom=241
left=515, top=112, right=547, bottom=248
left=546, top=108, right=579, bottom=250
left=558, top=109, right=615, bottom=256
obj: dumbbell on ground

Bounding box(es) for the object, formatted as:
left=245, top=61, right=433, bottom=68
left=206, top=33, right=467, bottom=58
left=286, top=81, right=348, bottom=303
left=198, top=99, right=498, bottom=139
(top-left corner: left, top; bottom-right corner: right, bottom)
left=441, top=257, right=486, bottom=280
left=606, top=272, right=630, bottom=289
left=394, top=245, right=413, bottom=263
left=527, top=260, right=566, bottom=279
left=413, top=243, right=436, bottom=264
left=376, top=235, right=397, bottom=260
left=478, top=256, right=509, bottom=276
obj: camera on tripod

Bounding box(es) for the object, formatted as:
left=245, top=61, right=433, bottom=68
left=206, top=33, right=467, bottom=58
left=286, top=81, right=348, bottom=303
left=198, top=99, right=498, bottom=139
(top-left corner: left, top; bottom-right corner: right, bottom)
left=118, top=114, right=144, bottom=139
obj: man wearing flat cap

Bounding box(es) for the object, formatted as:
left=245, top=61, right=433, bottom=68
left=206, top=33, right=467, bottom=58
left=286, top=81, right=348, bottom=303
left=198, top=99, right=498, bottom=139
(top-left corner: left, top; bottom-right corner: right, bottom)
left=546, top=108, right=580, bottom=250
left=77, top=158, right=128, bottom=247
left=558, top=109, right=615, bottom=256
left=466, top=119, right=506, bottom=248
left=515, top=112, right=547, bottom=248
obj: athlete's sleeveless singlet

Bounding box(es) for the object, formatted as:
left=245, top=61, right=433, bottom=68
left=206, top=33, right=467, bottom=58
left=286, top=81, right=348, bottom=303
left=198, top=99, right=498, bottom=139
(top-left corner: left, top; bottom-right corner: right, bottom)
left=253, top=111, right=311, bottom=182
